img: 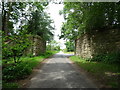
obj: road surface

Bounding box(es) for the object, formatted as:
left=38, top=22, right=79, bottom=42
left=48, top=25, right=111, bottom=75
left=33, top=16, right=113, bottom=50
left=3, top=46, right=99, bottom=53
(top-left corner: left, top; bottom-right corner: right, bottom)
left=28, top=51, right=97, bottom=88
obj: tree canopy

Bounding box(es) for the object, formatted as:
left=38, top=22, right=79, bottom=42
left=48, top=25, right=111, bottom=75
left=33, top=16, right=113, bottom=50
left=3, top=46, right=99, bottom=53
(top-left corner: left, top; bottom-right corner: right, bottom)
left=60, top=2, right=120, bottom=41
left=2, top=2, right=54, bottom=63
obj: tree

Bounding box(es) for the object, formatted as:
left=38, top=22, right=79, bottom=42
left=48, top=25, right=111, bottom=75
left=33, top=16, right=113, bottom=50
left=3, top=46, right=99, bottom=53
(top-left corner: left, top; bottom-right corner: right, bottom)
left=60, top=2, right=120, bottom=41
left=59, top=2, right=120, bottom=54
left=47, top=40, right=60, bottom=51
left=2, top=2, right=28, bottom=36
left=27, top=10, right=54, bottom=41
left=2, top=2, right=54, bottom=63
left=65, top=41, right=75, bottom=52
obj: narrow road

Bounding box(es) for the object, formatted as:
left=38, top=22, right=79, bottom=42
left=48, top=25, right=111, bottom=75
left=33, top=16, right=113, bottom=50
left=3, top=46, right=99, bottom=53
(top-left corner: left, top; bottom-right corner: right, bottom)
left=28, top=52, right=97, bottom=88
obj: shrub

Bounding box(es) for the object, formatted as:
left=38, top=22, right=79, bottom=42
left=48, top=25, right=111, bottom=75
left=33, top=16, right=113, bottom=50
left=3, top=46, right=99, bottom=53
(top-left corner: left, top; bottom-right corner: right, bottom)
left=2, top=82, right=19, bottom=88
left=89, top=52, right=120, bottom=64
left=2, top=34, right=31, bottom=63
left=3, top=62, right=32, bottom=82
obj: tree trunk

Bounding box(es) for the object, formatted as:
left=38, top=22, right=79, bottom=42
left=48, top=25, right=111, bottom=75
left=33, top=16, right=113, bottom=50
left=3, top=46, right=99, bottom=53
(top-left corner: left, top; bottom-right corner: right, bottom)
left=2, top=2, right=7, bottom=35
left=2, top=2, right=12, bottom=36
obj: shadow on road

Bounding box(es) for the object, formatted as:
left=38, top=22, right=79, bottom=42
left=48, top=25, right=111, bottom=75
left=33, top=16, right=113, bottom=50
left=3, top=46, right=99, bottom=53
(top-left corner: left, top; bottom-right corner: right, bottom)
left=28, top=51, right=97, bottom=88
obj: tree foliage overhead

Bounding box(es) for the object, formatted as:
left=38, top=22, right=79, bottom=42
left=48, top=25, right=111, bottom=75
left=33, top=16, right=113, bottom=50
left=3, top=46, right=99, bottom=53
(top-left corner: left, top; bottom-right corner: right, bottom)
left=65, top=41, right=75, bottom=52
left=60, top=2, right=120, bottom=41
left=27, top=10, right=54, bottom=41
left=2, top=2, right=54, bottom=63
left=47, top=40, right=60, bottom=51
left=2, top=2, right=28, bottom=36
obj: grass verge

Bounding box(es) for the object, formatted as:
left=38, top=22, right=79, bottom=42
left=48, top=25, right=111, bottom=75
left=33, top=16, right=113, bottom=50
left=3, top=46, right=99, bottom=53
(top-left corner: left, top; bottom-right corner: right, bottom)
left=70, top=56, right=120, bottom=88
left=2, top=50, right=58, bottom=88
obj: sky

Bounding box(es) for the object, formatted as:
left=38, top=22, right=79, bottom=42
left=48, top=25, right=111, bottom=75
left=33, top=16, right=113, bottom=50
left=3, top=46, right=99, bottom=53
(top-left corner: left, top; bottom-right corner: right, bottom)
left=46, top=3, right=66, bottom=49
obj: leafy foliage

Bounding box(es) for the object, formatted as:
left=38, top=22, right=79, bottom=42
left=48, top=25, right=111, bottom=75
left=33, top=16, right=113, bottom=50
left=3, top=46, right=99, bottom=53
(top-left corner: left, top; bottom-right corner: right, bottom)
left=2, top=32, right=30, bottom=63
left=60, top=2, right=120, bottom=64
left=2, top=2, right=55, bottom=88
left=3, top=62, right=32, bottom=81
left=2, top=2, right=54, bottom=62
left=27, top=10, right=54, bottom=41
left=70, top=56, right=120, bottom=88
left=2, top=82, right=19, bottom=88
left=2, top=50, right=57, bottom=82
left=60, top=2, right=120, bottom=41
left=47, top=40, right=60, bottom=51
left=65, top=41, right=75, bottom=52
left=88, top=52, right=120, bottom=64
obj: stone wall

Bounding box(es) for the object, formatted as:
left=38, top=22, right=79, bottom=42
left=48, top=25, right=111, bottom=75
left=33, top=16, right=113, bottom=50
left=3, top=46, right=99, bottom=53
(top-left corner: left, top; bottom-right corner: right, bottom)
left=25, top=35, right=46, bottom=56
left=75, top=29, right=120, bottom=58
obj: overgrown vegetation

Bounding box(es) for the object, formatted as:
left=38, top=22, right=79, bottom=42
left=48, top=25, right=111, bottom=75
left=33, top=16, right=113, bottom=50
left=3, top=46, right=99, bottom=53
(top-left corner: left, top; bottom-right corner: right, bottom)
left=60, top=3, right=120, bottom=88
left=88, top=52, right=120, bottom=64
left=47, top=40, right=61, bottom=51
left=2, top=2, right=54, bottom=62
left=60, top=2, right=120, bottom=41
left=2, top=1, right=120, bottom=88
left=64, top=41, right=75, bottom=52
left=60, top=2, right=120, bottom=61
left=2, top=2, right=57, bottom=88
left=2, top=51, right=57, bottom=88
left=2, top=83, right=19, bottom=88
left=2, top=32, right=30, bottom=63
left=70, top=56, right=120, bottom=88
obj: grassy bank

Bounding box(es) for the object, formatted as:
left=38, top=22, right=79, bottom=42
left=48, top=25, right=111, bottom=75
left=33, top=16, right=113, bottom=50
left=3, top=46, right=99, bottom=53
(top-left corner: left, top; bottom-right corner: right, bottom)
left=2, top=51, right=58, bottom=88
left=70, top=56, right=120, bottom=88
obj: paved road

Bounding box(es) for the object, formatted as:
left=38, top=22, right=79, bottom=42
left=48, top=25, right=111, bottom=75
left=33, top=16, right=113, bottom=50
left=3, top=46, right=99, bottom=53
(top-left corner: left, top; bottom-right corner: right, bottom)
left=28, top=52, right=97, bottom=88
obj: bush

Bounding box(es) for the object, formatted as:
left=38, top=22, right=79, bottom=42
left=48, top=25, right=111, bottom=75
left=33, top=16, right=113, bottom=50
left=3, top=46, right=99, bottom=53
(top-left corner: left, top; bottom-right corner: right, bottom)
left=40, top=51, right=58, bottom=57
left=89, top=52, right=120, bottom=64
left=70, top=55, right=120, bottom=88
left=3, top=50, right=57, bottom=82
left=3, top=62, right=32, bottom=82
left=2, top=82, right=19, bottom=88
left=2, top=34, right=31, bottom=63
left=2, top=50, right=57, bottom=89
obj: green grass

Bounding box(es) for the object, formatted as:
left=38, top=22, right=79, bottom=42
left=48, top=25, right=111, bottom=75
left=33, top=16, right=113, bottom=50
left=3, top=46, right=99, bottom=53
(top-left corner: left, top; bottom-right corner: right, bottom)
left=2, top=50, right=58, bottom=88
left=70, top=56, right=120, bottom=88
left=2, top=82, right=19, bottom=88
